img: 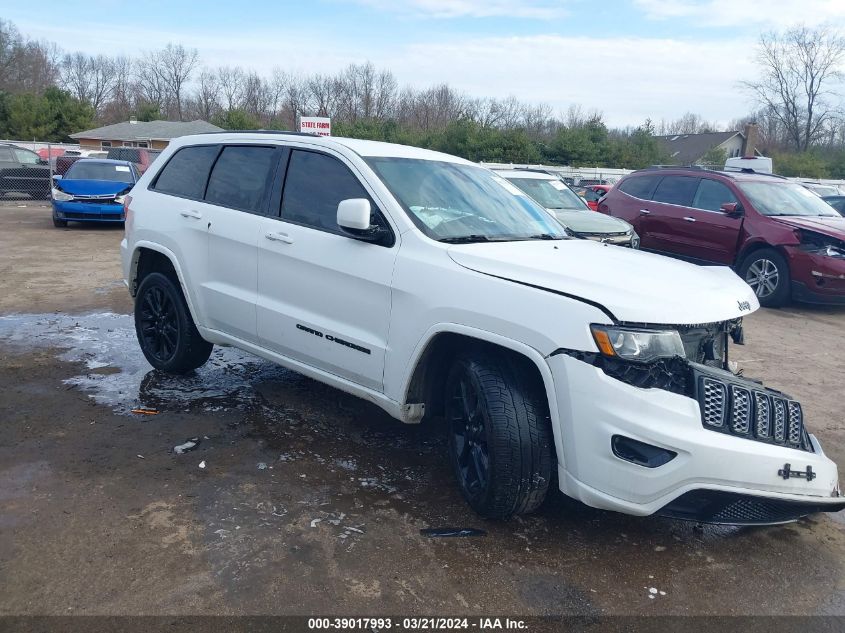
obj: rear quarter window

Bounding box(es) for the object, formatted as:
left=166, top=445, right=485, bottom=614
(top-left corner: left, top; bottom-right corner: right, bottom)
left=152, top=145, right=220, bottom=200
left=617, top=175, right=660, bottom=200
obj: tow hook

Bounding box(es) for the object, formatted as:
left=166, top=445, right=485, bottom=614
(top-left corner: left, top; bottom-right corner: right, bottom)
left=778, top=463, right=816, bottom=481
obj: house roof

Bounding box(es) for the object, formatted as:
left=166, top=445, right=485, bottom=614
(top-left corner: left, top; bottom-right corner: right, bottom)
left=70, top=119, right=223, bottom=141
left=654, top=131, right=742, bottom=165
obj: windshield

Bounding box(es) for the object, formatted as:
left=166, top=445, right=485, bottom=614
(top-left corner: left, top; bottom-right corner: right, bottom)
left=738, top=181, right=841, bottom=217
left=505, top=177, right=588, bottom=211
left=365, top=157, right=567, bottom=241
left=65, top=162, right=134, bottom=183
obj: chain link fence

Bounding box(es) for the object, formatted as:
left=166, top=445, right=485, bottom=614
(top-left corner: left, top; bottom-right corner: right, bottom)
left=0, top=139, right=165, bottom=205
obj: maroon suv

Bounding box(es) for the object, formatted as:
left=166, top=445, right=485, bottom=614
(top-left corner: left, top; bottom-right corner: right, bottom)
left=599, top=167, right=845, bottom=306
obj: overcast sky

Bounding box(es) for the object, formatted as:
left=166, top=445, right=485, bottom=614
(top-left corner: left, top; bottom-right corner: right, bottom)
left=7, top=0, right=845, bottom=127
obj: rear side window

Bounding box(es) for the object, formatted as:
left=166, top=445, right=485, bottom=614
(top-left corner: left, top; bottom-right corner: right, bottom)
left=693, top=179, right=738, bottom=211
left=618, top=175, right=659, bottom=200
left=280, top=150, right=372, bottom=234
left=205, top=146, right=277, bottom=213
left=0, top=147, right=14, bottom=162
left=152, top=145, right=219, bottom=200
left=652, top=176, right=700, bottom=206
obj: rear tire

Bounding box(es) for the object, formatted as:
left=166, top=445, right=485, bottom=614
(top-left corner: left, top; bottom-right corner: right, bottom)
left=738, top=248, right=791, bottom=308
left=134, top=272, right=213, bottom=373
left=445, top=351, right=553, bottom=519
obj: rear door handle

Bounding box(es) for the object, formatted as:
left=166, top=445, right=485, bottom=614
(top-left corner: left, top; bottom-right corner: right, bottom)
left=265, top=231, right=294, bottom=244
left=180, top=209, right=202, bottom=219
left=639, top=209, right=650, bottom=215
left=683, top=216, right=696, bottom=223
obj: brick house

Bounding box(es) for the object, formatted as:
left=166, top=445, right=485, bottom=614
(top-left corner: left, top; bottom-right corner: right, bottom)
left=70, top=119, right=223, bottom=150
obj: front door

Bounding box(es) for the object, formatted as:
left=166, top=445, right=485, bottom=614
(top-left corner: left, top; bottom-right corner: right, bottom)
left=256, top=149, right=397, bottom=391
left=674, top=178, right=744, bottom=265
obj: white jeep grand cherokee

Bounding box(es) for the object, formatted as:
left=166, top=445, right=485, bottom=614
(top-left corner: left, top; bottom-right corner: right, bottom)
left=121, top=132, right=844, bottom=524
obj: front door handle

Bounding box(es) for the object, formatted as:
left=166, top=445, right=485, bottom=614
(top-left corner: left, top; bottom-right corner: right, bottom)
left=683, top=216, right=696, bottom=223
left=639, top=209, right=650, bottom=215
left=180, top=209, right=202, bottom=219
left=265, top=231, right=294, bottom=244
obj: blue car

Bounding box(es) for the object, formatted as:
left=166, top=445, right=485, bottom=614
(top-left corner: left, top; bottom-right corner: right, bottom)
left=51, top=159, right=139, bottom=227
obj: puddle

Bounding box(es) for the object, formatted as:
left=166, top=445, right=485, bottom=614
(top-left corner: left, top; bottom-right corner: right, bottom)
left=0, top=312, right=292, bottom=415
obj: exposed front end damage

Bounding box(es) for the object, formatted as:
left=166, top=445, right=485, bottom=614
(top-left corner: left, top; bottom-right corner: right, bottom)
left=548, top=319, right=845, bottom=525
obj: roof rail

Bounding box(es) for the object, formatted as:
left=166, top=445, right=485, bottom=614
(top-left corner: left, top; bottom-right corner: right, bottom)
left=644, top=164, right=711, bottom=171
left=736, top=168, right=788, bottom=179
left=206, top=129, right=321, bottom=137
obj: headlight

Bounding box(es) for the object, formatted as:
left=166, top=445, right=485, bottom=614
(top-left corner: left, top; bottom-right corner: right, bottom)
left=630, top=231, right=641, bottom=249
left=814, top=244, right=845, bottom=258
left=115, top=195, right=125, bottom=204
left=51, top=188, right=73, bottom=202
left=590, top=325, right=685, bottom=363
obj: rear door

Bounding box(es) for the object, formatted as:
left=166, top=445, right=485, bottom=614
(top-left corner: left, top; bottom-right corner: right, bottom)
left=256, top=148, right=398, bottom=391
left=640, top=175, right=701, bottom=256
left=201, top=144, right=282, bottom=343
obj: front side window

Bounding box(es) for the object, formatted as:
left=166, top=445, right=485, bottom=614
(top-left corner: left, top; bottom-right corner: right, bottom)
left=14, top=148, right=39, bottom=164
left=693, top=179, right=738, bottom=211
left=506, top=177, right=587, bottom=211
left=652, top=176, right=700, bottom=207
left=206, top=145, right=277, bottom=213
left=65, top=161, right=135, bottom=183
left=738, top=181, right=841, bottom=217
left=152, top=145, right=219, bottom=200
left=281, top=150, right=375, bottom=234
left=365, top=158, right=566, bottom=242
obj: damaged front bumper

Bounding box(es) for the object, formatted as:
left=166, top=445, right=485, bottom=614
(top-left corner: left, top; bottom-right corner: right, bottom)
left=548, top=353, right=845, bottom=524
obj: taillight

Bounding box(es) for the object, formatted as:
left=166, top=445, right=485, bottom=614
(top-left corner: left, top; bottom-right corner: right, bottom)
left=124, top=195, right=133, bottom=232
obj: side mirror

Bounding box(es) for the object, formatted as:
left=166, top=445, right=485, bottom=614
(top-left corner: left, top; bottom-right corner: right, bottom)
left=38, top=158, right=48, bottom=165
left=720, top=202, right=743, bottom=216
left=337, top=198, right=371, bottom=230
left=52, top=174, right=62, bottom=181
left=337, top=198, right=390, bottom=244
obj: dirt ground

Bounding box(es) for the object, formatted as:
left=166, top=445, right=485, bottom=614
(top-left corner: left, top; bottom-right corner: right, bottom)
left=2, top=203, right=845, bottom=619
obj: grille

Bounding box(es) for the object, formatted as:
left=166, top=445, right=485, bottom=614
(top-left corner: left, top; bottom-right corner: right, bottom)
left=63, top=212, right=123, bottom=220
left=695, top=370, right=811, bottom=452
left=700, top=378, right=726, bottom=428
left=730, top=386, right=751, bottom=434
left=754, top=391, right=770, bottom=438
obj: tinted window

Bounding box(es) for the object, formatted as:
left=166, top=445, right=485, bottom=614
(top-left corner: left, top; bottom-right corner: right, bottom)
left=153, top=145, right=219, bottom=199
left=693, top=179, right=738, bottom=211
left=281, top=151, right=373, bottom=234
left=652, top=176, right=700, bottom=206
left=205, top=146, right=277, bottom=213
left=0, top=147, right=14, bottom=162
left=618, top=175, right=659, bottom=200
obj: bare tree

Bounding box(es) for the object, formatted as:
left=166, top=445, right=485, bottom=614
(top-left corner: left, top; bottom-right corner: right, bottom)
left=60, top=53, right=117, bottom=114
left=156, top=44, right=199, bottom=120
left=194, top=68, right=221, bottom=121
left=217, top=65, right=245, bottom=112
left=743, top=25, right=845, bottom=151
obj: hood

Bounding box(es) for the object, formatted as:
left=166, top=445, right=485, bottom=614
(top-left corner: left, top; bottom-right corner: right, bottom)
left=551, top=209, right=631, bottom=234
left=56, top=179, right=132, bottom=196
left=448, top=240, right=759, bottom=325
left=771, top=215, right=845, bottom=239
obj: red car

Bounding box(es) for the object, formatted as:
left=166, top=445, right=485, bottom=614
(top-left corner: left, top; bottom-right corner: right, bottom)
left=599, top=167, right=845, bottom=306
left=575, top=184, right=611, bottom=211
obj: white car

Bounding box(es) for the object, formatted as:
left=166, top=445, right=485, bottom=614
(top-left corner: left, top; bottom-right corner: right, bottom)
left=121, top=132, right=844, bottom=523
left=493, top=169, right=639, bottom=247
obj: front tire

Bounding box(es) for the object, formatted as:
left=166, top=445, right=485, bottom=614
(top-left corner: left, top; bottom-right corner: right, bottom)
left=738, top=248, right=791, bottom=308
left=134, top=272, right=213, bottom=373
left=52, top=216, right=67, bottom=228
left=445, top=352, right=553, bottom=519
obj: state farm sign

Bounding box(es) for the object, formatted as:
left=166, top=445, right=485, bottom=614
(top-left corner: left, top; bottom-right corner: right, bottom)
left=300, top=116, right=331, bottom=136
